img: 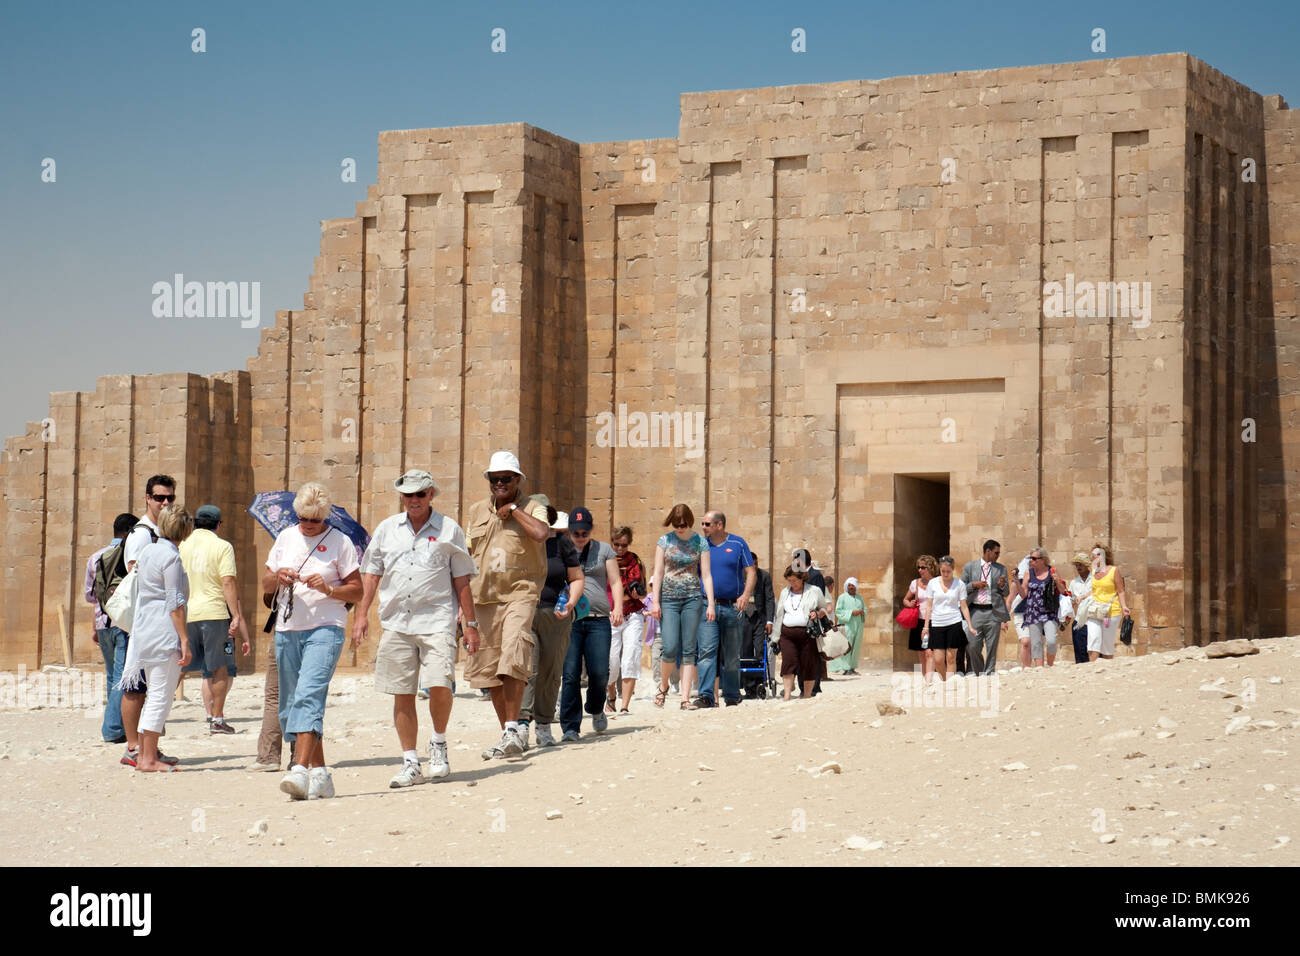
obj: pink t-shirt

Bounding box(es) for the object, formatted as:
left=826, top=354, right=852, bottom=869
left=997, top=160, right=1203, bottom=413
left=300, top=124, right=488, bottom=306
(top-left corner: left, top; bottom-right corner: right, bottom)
left=266, top=526, right=360, bottom=631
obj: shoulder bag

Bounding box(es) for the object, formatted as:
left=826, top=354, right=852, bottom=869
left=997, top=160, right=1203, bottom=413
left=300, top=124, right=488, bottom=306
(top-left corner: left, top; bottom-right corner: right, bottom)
left=103, top=567, right=139, bottom=634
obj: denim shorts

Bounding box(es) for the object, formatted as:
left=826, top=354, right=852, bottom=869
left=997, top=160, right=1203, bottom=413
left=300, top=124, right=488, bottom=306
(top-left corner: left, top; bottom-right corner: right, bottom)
left=275, top=625, right=345, bottom=738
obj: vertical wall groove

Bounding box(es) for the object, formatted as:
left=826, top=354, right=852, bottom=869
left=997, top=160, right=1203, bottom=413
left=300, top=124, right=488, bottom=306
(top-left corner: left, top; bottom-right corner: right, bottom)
left=357, top=218, right=367, bottom=517
left=457, top=198, right=469, bottom=521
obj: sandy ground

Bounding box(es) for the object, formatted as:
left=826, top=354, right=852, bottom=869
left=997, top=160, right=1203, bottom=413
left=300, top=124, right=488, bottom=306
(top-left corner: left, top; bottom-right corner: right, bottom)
left=1, top=637, right=1297, bottom=866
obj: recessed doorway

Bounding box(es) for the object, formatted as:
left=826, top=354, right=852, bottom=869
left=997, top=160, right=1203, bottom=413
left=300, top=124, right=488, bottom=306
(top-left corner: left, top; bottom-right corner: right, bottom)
left=892, top=474, right=950, bottom=670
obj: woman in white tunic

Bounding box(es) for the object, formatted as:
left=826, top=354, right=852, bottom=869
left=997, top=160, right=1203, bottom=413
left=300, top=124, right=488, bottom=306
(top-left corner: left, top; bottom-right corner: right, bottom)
left=119, top=506, right=193, bottom=772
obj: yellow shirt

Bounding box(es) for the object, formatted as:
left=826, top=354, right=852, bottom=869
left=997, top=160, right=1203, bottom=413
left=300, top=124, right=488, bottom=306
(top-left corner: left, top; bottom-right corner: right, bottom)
left=179, top=528, right=237, bottom=622
left=465, top=495, right=547, bottom=605
left=1090, top=566, right=1121, bottom=618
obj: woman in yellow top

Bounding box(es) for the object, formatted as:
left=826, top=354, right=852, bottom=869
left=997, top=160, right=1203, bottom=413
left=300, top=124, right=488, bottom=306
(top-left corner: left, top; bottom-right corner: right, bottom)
left=1086, top=543, right=1130, bottom=661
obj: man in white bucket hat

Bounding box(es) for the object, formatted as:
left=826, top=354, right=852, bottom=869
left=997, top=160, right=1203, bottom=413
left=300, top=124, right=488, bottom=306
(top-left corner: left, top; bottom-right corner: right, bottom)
left=464, top=452, right=551, bottom=759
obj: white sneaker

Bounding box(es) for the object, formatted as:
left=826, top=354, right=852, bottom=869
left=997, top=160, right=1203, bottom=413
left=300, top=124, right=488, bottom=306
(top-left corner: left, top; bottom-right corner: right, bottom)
left=307, top=766, right=335, bottom=800
left=517, top=722, right=531, bottom=750
left=502, top=729, right=525, bottom=756
left=279, top=766, right=309, bottom=800
left=534, top=724, right=557, bottom=747
left=428, top=741, right=450, bottom=780
left=389, top=760, right=425, bottom=788
left=482, top=733, right=508, bottom=760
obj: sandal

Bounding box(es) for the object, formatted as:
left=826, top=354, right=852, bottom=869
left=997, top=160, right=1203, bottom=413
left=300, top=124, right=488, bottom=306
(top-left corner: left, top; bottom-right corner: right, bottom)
left=605, top=699, right=616, bottom=714
left=680, top=699, right=697, bottom=710
left=619, top=707, right=630, bottom=716
left=654, top=687, right=667, bottom=708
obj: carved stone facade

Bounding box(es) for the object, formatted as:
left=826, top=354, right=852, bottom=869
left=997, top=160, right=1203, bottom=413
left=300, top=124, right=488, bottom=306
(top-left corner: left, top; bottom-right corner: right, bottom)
left=4, top=54, right=1298, bottom=672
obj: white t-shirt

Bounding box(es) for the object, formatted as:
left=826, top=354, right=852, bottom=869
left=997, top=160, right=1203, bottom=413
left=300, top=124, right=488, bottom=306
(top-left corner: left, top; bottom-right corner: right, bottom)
left=124, top=515, right=160, bottom=569
left=925, top=577, right=968, bottom=627
left=781, top=588, right=810, bottom=627
left=266, top=526, right=361, bottom=631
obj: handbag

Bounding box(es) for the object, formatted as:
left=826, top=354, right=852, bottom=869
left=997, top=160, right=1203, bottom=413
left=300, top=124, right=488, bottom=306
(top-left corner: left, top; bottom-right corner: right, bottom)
left=103, top=567, right=139, bottom=633
left=817, top=625, right=851, bottom=660
left=895, top=605, right=920, bottom=629
left=1120, top=616, right=1134, bottom=646
left=1056, top=593, right=1073, bottom=623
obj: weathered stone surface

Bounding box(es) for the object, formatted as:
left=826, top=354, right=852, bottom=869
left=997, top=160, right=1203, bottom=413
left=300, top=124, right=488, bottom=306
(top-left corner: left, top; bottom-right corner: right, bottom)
left=3, top=54, right=1299, bottom=674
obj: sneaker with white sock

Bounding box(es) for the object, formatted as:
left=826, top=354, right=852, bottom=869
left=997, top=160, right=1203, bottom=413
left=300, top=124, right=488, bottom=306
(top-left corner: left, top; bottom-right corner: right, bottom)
left=534, top=724, right=557, bottom=747
left=481, top=733, right=508, bottom=760
left=308, top=766, right=335, bottom=800
left=280, top=766, right=309, bottom=800
left=428, top=741, right=450, bottom=779
left=517, top=722, right=531, bottom=750
left=502, top=728, right=524, bottom=756
left=389, top=760, right=425, bottom=788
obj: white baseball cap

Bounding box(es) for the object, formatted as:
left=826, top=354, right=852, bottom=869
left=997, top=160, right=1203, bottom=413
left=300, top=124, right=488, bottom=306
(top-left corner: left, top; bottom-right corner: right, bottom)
left=483, top=451, right=525, bottom=480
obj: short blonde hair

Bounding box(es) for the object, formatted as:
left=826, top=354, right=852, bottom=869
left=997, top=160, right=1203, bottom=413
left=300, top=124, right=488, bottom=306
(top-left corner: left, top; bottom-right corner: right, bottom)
left=294, top=482, right=332, bottom=521
left=157, top=505, right=193, bottom=544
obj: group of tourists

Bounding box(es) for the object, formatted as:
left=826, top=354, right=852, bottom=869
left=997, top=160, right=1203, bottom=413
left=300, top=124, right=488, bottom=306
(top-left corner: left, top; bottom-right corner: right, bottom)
left=85, top=459, right=1129, bottom=798
left=901, top=539, right=1132, bottom=679
left=85, top=452, right=865, bottom=797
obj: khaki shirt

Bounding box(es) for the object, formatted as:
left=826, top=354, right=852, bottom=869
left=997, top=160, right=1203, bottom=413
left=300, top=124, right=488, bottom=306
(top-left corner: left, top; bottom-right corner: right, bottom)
left=359, top=511, right=477, bottom=635
left=465, top=495, right=547, bottom=605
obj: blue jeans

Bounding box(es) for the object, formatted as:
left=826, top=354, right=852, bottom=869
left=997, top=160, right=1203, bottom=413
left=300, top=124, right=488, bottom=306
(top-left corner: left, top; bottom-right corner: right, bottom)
left=275, top=626, right=345, bottom=742
left=97, top=626, right=127, bottom=740
left=658, top=594, right=702, bottom=666
left=697, top=603, right=743, bottom=703
left=560, top=616, right=611, bottom=735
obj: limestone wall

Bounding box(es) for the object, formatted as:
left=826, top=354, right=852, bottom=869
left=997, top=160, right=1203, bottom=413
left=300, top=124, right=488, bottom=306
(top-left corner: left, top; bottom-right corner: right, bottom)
left=0, top=373, right=255, bottom=673
left=3, top=53, right=1298, bottom=673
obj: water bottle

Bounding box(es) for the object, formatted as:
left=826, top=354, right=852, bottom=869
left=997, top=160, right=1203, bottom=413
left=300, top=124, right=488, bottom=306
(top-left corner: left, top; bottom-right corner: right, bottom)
left=921, top=629, right=929, bottom=650
left=555, top=592, right=568, bottom=614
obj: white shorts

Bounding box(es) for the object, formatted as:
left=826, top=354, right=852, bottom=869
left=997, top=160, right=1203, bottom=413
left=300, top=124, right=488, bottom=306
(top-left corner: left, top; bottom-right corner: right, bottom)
left=138, top=658, right=182, bottom=734
left=374, top=630, right=458, bottom=693
left=609, top=613, right=646, bottom=681
left=1086, top=616, right=1120, bottom=656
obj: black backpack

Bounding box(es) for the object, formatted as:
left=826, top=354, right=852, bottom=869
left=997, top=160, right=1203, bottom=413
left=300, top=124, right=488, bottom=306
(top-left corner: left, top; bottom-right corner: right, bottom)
left=91, top=522, right=157, bottom=608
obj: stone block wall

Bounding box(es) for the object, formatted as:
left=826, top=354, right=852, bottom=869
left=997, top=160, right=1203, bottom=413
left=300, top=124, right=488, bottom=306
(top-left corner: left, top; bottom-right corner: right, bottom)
left=0, top=373, right=254, bottom=672
left=3, top=53, right=1297, bottom=673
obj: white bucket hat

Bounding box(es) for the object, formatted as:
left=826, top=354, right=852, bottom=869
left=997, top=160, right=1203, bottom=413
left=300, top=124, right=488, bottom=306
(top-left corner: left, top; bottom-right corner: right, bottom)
left=483, top=451, right=525, bottom=480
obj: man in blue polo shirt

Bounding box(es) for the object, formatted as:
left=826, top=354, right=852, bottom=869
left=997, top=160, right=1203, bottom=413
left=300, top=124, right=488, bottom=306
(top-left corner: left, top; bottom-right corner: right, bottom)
left=695, top=511, right=756, bottom=707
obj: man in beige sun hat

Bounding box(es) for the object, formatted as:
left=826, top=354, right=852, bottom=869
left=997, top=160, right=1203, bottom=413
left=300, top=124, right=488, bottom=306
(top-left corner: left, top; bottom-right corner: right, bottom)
left=355, top=469, right=479, bottom=786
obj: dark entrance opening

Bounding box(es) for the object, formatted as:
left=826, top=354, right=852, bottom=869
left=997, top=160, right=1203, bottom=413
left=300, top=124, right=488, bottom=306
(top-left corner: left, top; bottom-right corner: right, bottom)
left=891, top=474, right=950, bottom=670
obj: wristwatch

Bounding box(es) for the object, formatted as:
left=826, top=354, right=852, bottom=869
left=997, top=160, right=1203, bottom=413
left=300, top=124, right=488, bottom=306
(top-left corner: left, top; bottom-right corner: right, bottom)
left=465, top=621, right=480, bottom=629
left=508, top=503, right=518, bottom=513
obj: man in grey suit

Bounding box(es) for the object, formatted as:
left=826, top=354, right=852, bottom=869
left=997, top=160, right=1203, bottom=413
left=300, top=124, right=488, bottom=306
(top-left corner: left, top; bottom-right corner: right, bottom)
left=961, top=540, right=1011, bottom=675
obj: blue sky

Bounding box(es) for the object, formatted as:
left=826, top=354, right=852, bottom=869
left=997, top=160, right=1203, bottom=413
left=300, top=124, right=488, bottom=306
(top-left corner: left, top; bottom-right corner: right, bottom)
left=1, top=0, right=1296, bottom=443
